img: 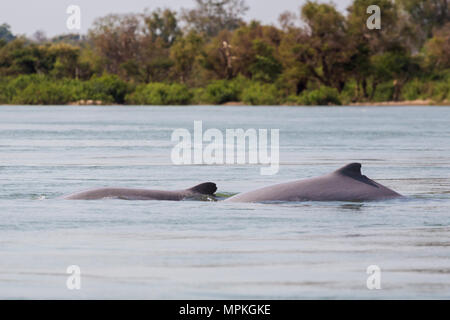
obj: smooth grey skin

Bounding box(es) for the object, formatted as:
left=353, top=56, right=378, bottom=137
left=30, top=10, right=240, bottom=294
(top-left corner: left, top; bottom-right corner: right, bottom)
left=63, top=182, right=217, bottom=200
left=225, top=163, right=403, bottom=203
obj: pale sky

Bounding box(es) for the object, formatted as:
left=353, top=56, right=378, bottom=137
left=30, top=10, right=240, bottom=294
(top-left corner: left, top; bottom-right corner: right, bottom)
left=0, top=0, right=353, bottom=37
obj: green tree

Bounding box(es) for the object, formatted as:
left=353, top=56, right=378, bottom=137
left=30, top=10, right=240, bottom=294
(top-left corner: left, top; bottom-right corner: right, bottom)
left=248, top=40, right=282, bottom=82
left=0, top=23, right=15, bottom=42
left=297, top=1, right=352, bottom=92
left=89, top=14, right=142, bottom=75
left=200, top=29, right=236, bottom=79
left=278, top=25, right=310, bottom=95
left=51, top=33, right=84, bottom=44
left=398, top=0, right=448, bottom=43
left=346, top=0, right=400, bottom=100
left=371, top=50, right=420, bottom=101
left=46, top=43, right=81, bottom=78
left=423, top=22, right=450, bottom=70
left=89, top=11, right=176, bottom=83
left=228, top=22, right=283, bottom=82
left=170, top=31, right=204, bottom=83
left=182, top=0, right=249, bottom=37
left=144, top=9, right=181, bottom=46
left=0, top=38, right=42, bottom=75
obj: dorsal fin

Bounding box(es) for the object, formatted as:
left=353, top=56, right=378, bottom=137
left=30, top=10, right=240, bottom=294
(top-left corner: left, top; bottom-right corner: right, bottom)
left=334, top=163, right=362, bottom=177
left=188, top=182, right=217, bottom=195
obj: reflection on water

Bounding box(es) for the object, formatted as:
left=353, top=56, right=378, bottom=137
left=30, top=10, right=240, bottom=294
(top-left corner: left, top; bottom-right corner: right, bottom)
left=0, top=106, right=449, bottom=299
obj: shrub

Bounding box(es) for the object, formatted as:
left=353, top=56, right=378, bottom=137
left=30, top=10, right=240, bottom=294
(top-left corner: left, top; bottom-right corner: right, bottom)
left=430, top=80, right=450, bottom=102
left=241, top=82, right=280, bottom=105
left=0, top=78, right=9, bottom=104
left=191, top=87, right=209, bottom=104
left=11, top=80, right=76, bottom=105
left=0, top=74, right=79, bottom=105
left=125, top=83, right=192, bottom=105
left=372, top=82, right=394, bottom=102
left=339, top=80, right=357, bottom=104
left=204, top=80, right=241, bottom=104
left=295, top=86, right=342, bottom=105
left=401, top=79, right=424, bottom=100
left=83, top=74, right=129, bottom=104
left=2, top=75, right=47, bottom=103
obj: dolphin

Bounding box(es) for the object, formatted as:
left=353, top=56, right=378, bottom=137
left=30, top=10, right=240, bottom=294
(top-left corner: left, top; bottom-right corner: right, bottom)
left=224, top=163, right=403, bottom=203
left=63, top=182, right=217, bottom=200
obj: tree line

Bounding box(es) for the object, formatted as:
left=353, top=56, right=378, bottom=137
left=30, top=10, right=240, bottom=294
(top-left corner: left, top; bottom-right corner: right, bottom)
left=0, top=0, right=448, bottom=105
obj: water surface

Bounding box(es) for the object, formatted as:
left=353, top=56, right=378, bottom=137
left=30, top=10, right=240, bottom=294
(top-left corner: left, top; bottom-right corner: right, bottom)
left=0, top=106, right=449, bottom=299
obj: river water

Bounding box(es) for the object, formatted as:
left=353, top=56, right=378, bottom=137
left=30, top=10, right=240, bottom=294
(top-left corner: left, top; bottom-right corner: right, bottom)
left=0, top=106, right=449, bottom=299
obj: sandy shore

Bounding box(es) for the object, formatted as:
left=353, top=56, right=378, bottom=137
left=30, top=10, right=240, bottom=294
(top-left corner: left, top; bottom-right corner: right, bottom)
left=222, top=99, right=450, bottom=107
left=349, top=99, right=450, bottom=106
left=1, top=99, right=449, bottom=106
left=68, top=99, right=105, bottom=106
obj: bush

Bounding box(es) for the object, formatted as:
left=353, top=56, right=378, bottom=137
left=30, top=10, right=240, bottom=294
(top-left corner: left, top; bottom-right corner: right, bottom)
left=339, top=80, right=357, bottom=104
left=2, top=75, right=47, bottom=103
left=1, top=75, right=79, bottom=105
left=204, top=80, right=241, bottom=104
left=372, top=82, right=394, bottom=102
left=12, top=81, right=75, bottom=105
left=3, top=74, right=130, bottom=105
left=241, top=82, right=280, bottom=105
left=83, top=74, right=129, bottom=104
left=401, top=79, right=424, bottom=100
left=191, top=87, right=209, bottom=104
left=399, top=74, right=449, bottom=102
left=293, top=86, right=342, bottom=105
left=125, top=83, right=192, bottom=105
left=0, top=78, right=9, bottom=104
left=430, top=80, right=450, bottom=102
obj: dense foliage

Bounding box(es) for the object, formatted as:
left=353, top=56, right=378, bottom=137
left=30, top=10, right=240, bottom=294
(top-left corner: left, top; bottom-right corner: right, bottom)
left=0, top=0, right=448, bottom=105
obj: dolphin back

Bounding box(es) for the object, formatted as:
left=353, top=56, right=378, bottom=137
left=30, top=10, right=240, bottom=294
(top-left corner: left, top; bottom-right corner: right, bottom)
left=225, top=163, right=403, bottom=203
left=64, top=182, right=217, bottom=200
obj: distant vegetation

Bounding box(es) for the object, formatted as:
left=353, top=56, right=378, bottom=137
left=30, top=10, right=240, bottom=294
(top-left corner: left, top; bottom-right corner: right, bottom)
left=0, top=0, right=448, bottom=105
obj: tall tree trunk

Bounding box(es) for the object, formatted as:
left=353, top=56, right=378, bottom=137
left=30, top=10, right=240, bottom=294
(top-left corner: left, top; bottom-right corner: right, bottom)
left=355, top=79, right=361, bottom=102
left=362, top=78, right=368, bottom=99
left=370, top=80, right=379, bottom=100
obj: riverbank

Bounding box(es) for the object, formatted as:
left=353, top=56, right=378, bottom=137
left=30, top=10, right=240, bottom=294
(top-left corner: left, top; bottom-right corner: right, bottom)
left=1, top=74, right=449, bottom=106
left=2, top=99, right=450, bottom=107
left=349, top=99, right=450, bottom=106
left=223, top=99, right=450, bottom=106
